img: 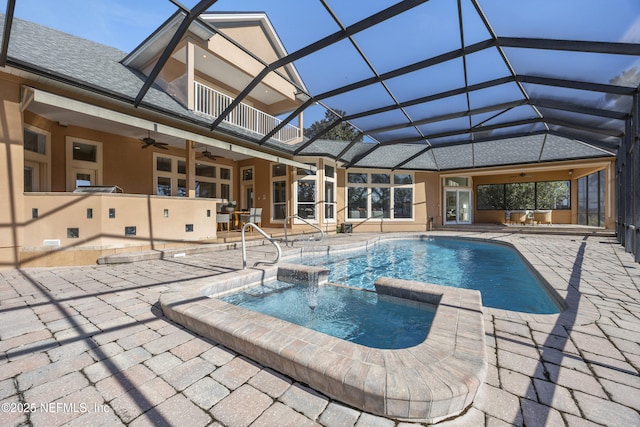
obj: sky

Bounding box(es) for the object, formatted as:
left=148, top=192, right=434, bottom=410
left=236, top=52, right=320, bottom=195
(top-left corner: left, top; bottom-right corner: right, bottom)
left=3, top=0, right=640, bottom=137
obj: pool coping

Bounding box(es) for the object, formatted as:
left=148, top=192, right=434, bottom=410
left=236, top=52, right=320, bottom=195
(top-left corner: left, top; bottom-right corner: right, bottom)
left=159, top=263, right=487, bottom=422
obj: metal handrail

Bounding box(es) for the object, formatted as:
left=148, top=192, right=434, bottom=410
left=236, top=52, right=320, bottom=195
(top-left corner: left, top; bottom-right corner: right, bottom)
left=283, top=215, right=325, bottom=247
left=241, top=222, right=282, bottom=269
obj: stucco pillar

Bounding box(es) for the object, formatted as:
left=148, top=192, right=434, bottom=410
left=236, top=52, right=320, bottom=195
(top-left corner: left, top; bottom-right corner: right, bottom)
left=0, top=80, right=25, bottom=268
left=186, top=140, right=196, bottom=198
left=186, top=40, right=195, bottom=111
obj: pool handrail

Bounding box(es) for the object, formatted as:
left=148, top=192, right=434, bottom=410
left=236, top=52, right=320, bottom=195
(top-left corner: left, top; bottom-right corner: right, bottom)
left=241, top=222, right=282, bottom=269
left=283, top=214, right=325, bottom=247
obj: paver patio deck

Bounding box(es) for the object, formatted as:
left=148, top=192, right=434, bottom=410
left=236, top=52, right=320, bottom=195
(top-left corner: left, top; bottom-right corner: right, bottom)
left=0, top=231, right=639, bottom=426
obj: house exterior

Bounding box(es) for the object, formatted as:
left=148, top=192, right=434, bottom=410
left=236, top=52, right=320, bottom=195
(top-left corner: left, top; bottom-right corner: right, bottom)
left=0, top=12, right=617, bottom=268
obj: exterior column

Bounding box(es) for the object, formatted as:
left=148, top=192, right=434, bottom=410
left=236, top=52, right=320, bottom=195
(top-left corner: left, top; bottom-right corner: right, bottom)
left=633, top=94, right=640, bottom=262
left=298, top=111, right=304, bottom=141
left=186, top=40, right=195, bottom=111
left=186, top=140, right=196, bottom=198
left=0, top=80, right=25, bottom=268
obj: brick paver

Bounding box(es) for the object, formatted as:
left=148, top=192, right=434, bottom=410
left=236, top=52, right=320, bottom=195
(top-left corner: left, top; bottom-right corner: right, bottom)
left=0, top=232, right=638, bottom=426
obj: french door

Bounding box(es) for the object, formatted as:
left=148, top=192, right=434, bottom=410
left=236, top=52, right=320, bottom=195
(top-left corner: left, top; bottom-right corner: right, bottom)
left=444, top=189, right=472, bottom=224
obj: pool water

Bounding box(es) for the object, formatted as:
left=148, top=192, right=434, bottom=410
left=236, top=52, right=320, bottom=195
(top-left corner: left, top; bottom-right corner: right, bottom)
left=221, top=281, right=435, bottom=349
left=293, top=238, right=560, bottom=314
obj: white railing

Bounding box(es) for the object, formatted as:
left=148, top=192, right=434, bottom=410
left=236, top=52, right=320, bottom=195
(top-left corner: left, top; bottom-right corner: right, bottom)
left=194, top=81, right=300, bottom=143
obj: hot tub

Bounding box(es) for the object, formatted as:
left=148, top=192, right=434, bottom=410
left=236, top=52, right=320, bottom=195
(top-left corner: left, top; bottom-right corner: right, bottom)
left=159, top=263, right=487, bottom=422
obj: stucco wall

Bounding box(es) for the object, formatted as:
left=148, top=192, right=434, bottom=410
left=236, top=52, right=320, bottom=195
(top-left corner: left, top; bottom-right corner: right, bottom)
left=22, top=193, right=221, bottom=265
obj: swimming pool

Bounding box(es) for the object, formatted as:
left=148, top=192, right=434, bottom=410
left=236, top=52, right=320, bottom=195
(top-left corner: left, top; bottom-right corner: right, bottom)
left=221, top=280, right=436, bottom=349
left=291, top=237, right=560, bottom=314
left=159, top=264, right=487, bottom=422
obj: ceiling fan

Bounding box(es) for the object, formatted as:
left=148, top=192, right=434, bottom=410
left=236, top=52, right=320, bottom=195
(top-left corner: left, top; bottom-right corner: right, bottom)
left=511, top=172, right=534, bottom=178
left=141, top=131, right=169, bottom=149
left=198, top=147, right=222, bottom=160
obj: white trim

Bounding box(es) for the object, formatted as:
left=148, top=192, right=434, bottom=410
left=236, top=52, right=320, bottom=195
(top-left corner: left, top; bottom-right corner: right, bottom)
left=270, top=163, right=288, bottom=223
left=323, top=162, right=337, bottom=224
left=240, top=166, right=254, bottom=210
left=153, top=153, right=186, bottom=197
left=65, top=137, right=103, bottom=191
left=345, top=169, right=415, bottom=221
left=23, top=124, right=51, bottom=192
left=293, top=162, right=318, bottom=224
left=444, top=188, right=473, bottom=225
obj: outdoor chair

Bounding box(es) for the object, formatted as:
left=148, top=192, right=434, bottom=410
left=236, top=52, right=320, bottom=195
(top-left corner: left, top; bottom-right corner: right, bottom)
left=216, top=213, right=230, bottom=231
left=533, top=210, right=552, bottom=225
left=514, top=211, right=529, bottom=225
left=240, top=207, right=262, bottom=230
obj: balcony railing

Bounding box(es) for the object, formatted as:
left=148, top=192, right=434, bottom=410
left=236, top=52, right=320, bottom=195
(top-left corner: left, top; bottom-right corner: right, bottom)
left=194, top=81, right=300, bottom=143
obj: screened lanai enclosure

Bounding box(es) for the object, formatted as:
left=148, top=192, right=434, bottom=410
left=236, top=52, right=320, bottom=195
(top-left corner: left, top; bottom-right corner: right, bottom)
left=2, top=0, right=639, bottom=261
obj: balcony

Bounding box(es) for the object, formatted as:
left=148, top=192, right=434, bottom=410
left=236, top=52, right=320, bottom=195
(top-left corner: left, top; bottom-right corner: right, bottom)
left=194, top=82, right=301, bottom=143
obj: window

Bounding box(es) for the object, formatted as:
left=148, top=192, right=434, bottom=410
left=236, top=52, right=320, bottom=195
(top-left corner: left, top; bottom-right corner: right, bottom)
left=295, top=163, right=317, bottom=221
left=196, top=163, right=215, bottom=178
left=221, top=167, right=231, bottom=180
left=297, top=181, right=316, bottom=219
left=578, top=171, right=605, bottom=226
left=506, top=182, right=535, bottom=210
left=195, top=162, right=222, bottom=199
left=157, top=176, right=172, bottom=196
left=272, top=181, right=287, bottom=220
left=24, top=126, right=51, bottom=192
left=348, top=173, right=367, bottom=184
left=196, top=181, right=216, bottom=198
left=271, top=164, right=287, bottom=221
left=156, top=157, right=172, bottom=172
left=296, top=163, right=316, bottom=176
left=154, top=154, right=232, bottom=198
left=394, top=188, right=413, bottom=219
left=476, top=180, right=571, bottom=210
left=24, top=129, right=46, bottom=154
left=65, top=137, right=102, bottom=191
left=272, top=163, right=287, bottom=177
left=154, top=154, right=185, bottom=197
left=348, top=187, right=368, bottom=219
left=537, top=181, right=570, bottom=209
left=444, top=177, right=469, bottom=187
left=324, top=164, right=336, bottom=222
left=346, top=171, right=414, bottom=220
left=72, top=142, right=97, bottom=162
left=241, top=167, right=254, bottom=210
